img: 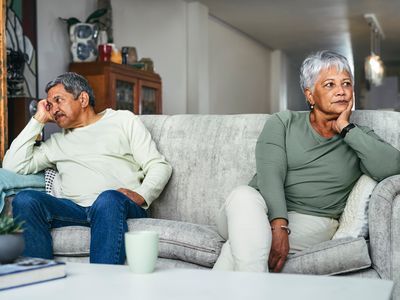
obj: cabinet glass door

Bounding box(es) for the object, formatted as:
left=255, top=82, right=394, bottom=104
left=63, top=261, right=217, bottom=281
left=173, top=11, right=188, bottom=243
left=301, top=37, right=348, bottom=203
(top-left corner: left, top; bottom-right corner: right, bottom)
left=116, top=80, right=134, bottom=111
left=140, top=86, right=157, bottom=114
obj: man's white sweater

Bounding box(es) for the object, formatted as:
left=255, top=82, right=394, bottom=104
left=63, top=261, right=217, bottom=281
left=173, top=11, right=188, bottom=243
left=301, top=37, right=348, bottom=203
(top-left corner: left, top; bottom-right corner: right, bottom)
left=3, top=109, right=172, bottom=208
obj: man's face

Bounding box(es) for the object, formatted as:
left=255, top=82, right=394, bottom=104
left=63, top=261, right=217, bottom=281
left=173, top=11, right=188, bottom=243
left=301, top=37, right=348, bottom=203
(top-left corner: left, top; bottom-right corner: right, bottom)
left=46, top=84, right=84, bottom=129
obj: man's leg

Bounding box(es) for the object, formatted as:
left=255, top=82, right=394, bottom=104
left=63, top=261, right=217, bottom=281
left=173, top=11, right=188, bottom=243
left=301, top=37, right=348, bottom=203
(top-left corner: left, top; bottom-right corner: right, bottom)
left=12, top=190, right=88, bottom=259
left=213, top=185, right=271, bottom=272
left=88, top=190, right=147, bottom=264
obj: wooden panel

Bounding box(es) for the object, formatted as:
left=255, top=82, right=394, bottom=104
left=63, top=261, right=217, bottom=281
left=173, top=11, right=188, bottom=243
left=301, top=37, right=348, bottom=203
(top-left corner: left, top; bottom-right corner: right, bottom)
left=8, top=97, right=33, bottom=145
left=85, top=74, right=107, bottom=113
left=138, top=80, right=162, bottom=114
left=69, top=62, right=162, bottom=116
left=0, top=0, right=7, bottom=162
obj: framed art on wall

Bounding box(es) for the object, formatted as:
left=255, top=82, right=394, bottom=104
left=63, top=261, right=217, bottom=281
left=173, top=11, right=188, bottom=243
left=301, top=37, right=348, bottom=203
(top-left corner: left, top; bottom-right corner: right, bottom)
left=5, top=0, right=39, bottom=148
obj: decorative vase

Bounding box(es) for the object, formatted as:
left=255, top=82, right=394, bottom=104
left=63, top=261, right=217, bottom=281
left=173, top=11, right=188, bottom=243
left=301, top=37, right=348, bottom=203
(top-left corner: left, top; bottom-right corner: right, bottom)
left=69, top=23, right=98, bottom=63
left=0, top=233, right=25, bottom=264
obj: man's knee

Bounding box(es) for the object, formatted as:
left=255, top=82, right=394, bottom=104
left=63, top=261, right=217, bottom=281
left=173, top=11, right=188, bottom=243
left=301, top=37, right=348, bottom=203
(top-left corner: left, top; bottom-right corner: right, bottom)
left=13, top=190, right=43, bottom=211
left=92, top=190, right=126, bottom=211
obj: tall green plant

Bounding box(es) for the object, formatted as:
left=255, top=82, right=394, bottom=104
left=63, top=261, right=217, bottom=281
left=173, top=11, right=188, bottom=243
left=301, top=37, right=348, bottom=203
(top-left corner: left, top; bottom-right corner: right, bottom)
left=0, top=216, right=24, bottom=234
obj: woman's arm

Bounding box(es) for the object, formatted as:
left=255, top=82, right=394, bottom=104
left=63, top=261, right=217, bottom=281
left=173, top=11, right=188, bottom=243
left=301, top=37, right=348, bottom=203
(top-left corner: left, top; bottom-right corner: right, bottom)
left=343, top=126, right=400, bottom=181
left=255, top=114, right=290, bottom=272
left=255, top=115, right=288, bottom=221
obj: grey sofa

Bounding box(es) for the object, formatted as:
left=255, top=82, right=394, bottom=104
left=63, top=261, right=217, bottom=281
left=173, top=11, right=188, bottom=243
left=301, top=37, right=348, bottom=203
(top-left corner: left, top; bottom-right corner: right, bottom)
left=3, top=110, right=400, bottom=298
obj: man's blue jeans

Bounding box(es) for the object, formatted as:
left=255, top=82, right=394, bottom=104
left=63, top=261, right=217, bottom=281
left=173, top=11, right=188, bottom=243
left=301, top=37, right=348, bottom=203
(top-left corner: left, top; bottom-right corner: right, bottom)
left=12, top=190, right=147, bottom=264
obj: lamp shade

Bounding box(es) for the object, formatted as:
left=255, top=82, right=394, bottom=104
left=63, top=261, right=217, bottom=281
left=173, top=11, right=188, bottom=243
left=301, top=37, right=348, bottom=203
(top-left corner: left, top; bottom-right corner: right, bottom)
left=365, top=54, right=384, bottom=86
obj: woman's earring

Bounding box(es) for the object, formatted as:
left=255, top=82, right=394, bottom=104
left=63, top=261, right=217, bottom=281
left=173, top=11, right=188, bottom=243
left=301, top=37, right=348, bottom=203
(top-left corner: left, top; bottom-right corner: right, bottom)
left=308, top=101, right=314, bottom=110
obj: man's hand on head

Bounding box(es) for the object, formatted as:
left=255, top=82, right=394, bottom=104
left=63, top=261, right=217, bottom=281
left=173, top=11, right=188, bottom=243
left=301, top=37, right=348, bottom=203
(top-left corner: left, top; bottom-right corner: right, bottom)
left=117, top=188, right=145, bottom=206
left=33, top=99, right=54, bottom=124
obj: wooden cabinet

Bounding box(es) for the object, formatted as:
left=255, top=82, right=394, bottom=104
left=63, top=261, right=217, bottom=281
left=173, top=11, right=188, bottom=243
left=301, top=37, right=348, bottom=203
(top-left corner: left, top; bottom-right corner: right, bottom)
left=69, top=62, right=162, bottom=114
left=8, top=97, right=38, bottom=146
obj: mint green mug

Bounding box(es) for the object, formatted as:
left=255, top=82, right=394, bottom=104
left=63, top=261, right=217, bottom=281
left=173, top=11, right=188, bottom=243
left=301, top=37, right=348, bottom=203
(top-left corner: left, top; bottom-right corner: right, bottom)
left=125, top=231, right=159, bottom=273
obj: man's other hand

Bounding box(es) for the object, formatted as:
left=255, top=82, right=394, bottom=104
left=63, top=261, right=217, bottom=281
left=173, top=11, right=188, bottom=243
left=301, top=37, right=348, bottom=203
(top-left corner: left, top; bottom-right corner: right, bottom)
left=117, top=188, right=145, bottom=206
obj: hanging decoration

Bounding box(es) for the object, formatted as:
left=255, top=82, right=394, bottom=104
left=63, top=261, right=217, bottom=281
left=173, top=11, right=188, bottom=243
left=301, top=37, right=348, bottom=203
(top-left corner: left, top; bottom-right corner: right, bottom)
left=364, top=14, right=385, bottom=87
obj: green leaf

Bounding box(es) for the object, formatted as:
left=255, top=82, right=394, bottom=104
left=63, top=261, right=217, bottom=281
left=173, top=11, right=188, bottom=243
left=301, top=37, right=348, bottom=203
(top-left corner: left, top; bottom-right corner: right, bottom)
left=59, top=17, right=81, bottom=32
left=59, top=17, right=81, bottom=26
left=0, top=216, right=24, bottom=234
left=85, top=8, right=108, bottom=24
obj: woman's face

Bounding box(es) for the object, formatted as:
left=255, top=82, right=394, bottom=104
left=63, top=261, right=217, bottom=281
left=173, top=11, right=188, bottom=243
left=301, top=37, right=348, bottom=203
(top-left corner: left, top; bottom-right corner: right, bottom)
left=305, top=67, right=353, bottom=117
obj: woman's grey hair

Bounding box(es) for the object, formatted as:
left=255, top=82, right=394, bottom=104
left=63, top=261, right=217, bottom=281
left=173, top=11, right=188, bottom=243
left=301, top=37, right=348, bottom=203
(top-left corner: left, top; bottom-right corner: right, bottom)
left=299, top=50, right=353, bottom=92
left=45, top=72, right=95, bottom=107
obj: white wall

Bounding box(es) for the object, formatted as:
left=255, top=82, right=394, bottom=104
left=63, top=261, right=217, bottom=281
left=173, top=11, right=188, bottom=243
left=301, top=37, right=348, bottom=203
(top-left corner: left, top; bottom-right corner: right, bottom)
left=112, top=0, right=188, bottom=114
left=208, top=16, right=271, bottom=114
left=37, top=0, right=97, bottom=98
left=287, top=60, right=307, bottom=111
left=187, top=2, right=210, bottom=114
left=37, top=0, right=274, bottom=115
left=37, top=0, right=97, bottom=138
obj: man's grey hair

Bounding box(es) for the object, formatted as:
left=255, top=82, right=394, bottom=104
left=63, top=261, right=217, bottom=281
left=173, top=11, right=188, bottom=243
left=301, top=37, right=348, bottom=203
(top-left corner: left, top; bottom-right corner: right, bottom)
left=299, top=50, right=353, bottom=92
left=45, top=72, right=95, bottom=107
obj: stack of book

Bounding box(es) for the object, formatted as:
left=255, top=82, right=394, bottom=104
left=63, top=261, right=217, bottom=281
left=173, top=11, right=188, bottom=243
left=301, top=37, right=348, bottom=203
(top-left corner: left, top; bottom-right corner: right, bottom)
left=0, top=257, right=66, bottom=291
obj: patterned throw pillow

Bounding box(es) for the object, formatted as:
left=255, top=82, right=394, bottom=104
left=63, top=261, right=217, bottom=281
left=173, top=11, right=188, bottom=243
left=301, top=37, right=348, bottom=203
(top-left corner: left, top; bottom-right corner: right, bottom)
left=44, top=169, right=63, bottom=198
left=332, top=175, right=378, bottom=239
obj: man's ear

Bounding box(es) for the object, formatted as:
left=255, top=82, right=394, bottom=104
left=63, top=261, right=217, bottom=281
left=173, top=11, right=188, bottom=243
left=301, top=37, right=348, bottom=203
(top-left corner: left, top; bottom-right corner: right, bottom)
left=79, top=92, right=90, bottom=108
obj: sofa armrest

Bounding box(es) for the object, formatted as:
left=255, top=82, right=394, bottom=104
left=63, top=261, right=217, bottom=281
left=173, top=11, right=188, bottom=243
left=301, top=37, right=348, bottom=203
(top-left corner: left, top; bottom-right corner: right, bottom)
left=369, top=175, right=400, bottom=282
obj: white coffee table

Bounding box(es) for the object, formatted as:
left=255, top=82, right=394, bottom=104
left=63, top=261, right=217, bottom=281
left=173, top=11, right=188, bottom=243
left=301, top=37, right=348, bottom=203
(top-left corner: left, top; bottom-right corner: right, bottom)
left=2, top=263, right=393, bottom=300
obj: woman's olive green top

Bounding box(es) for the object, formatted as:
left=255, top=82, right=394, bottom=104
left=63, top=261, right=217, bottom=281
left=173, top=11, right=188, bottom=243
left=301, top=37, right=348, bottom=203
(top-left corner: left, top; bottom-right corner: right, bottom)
left=249, top=111, right=400, bottom=222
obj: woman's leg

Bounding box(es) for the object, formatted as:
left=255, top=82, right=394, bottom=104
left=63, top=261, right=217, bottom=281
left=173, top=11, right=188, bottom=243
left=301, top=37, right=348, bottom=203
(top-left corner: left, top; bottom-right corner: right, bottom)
left=213, top=185, right=271, bottom=272
left=288, top=211, right=339, bottom=254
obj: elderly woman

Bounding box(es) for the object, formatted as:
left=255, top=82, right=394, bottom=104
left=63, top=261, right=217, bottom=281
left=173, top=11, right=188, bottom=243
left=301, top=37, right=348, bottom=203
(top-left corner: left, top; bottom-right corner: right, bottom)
left=213, top=50, right=400, bottom=273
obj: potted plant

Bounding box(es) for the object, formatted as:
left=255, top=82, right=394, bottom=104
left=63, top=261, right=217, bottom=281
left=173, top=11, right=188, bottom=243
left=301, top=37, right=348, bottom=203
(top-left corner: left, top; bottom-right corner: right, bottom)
left=59, top=8, right=110, bottom=62
left=59, top=8, right=109, bottom=33
left=0, top=216, right=25, bottom=264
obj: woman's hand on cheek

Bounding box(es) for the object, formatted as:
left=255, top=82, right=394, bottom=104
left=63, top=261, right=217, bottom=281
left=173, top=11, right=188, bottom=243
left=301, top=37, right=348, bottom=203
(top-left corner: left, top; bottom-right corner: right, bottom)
left=333, top=98, right=353, bottom=134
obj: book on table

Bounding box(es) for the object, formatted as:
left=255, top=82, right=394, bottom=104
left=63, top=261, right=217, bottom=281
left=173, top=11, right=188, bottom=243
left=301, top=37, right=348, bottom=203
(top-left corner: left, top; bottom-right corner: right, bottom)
left=0, top=257, right=66, bottom=291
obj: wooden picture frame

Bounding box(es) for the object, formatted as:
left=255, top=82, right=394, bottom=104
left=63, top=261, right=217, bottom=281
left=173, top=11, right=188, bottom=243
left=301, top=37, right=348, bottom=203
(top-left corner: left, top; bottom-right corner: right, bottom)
left=0, top=0, right=7, bottom=162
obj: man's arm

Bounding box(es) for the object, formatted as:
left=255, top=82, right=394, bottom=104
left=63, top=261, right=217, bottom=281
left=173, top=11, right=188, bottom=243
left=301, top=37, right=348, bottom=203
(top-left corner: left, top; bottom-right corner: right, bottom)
left=126, top=116, right=172, bottom=208
left=2, top=100, right=54, bottom=174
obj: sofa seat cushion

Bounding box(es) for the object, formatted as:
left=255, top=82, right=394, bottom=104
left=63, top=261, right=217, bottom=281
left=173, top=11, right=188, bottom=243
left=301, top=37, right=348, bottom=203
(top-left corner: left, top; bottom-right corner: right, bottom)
left=281, top=237, right=371, bottom=275
left=52, top=218, right=225, bottom=268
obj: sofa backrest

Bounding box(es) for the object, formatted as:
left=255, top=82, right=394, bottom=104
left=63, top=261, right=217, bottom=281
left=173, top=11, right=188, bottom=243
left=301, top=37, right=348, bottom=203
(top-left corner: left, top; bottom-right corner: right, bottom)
left=140, top=110, right=400, bottom=226
left=140, top=114, right=269, bottom=225
left=351, top=110, right=400, bottom=150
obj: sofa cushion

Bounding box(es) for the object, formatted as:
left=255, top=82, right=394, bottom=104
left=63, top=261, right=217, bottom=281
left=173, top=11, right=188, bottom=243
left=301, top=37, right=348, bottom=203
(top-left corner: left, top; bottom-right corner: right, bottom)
left=128, top=219, right=224, bottom=267
left=281, top=237, right=371, bottom=275
left=332, top=175, right=377, bottom=240
left=52, top=218, right=224, bottom=268
left=44, top=169, right=63, bottom=198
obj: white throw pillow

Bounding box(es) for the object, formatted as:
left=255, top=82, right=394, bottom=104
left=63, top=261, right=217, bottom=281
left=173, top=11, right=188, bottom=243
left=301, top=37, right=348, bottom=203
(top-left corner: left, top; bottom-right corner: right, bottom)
left=44, top=169, right=63, bottom=198
left=332, top=175, right=378, bottom=240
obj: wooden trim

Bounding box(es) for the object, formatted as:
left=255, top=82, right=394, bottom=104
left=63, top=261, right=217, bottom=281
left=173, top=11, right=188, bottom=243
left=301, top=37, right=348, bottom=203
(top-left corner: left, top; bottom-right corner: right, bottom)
left=0, top=0, right=7, bottom=162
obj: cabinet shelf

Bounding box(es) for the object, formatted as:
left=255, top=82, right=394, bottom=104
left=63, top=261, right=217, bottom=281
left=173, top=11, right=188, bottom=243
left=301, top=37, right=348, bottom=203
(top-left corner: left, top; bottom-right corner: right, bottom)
left=69, top=62, right=162, bottom=115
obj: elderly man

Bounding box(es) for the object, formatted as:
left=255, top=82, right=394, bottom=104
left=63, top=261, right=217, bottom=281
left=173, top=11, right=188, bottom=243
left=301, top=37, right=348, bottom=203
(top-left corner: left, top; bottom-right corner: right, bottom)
left=3, top=72, right=172, bottom=264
